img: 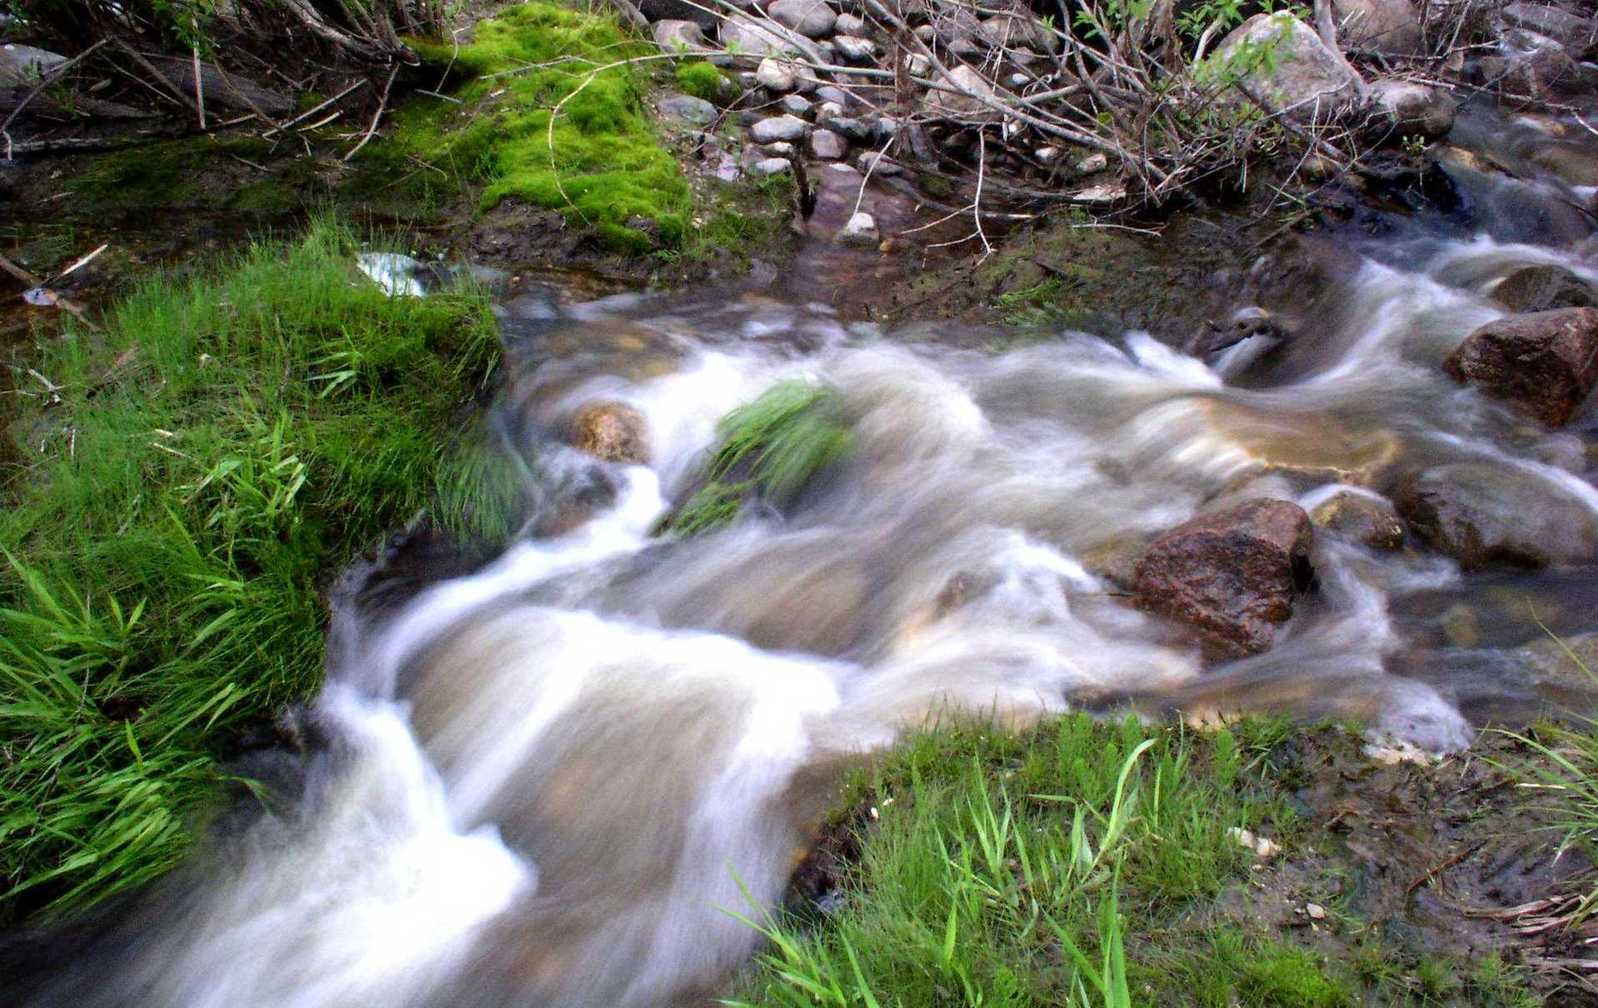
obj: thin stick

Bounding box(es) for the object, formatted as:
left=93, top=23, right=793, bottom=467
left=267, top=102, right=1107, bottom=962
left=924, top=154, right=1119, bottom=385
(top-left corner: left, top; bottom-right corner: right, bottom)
left=262, top=79, right=367, bottom=137
left=192, top=43, right=206, bottom=129
left=344, top=65, right=398, bottom=161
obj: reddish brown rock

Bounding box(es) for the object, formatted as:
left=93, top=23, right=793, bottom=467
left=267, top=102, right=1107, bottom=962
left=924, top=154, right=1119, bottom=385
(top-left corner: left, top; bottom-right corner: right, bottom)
left=1133, top=499, right=1315, bottom=659
left=1444, top=305, right=1598, bottom=428
left=1443, top=307, right=1598, bottom=427
left=568, top=401, right=649, bottom=464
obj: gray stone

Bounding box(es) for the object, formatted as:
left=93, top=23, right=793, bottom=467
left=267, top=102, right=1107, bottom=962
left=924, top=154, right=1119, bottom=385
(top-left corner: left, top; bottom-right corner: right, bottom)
left=976, top=13, right=1062, bottom=54
left=0, top=44, right=66, bottom=83
left=814, top=85, right=853, bottom=107
left=1492, top=265, right=1598, bottom=314
left=816, top=100, right=845, bottom=120
left=1330, top=0, right=1422, bottom=56
left=1076, top=151, right=1109, bottom=173
left=751, top=156, right=794, bottom=176
left=1035, top=145, right=1062, bottom=164
left=1501, top=2, right=1598, bottom=49
left=750, top=113, right=809, bottom=142
left=930, top=6, right=982, bottom=46
left=658, top=93, right=719, bottom=126
left=769, top=0, right=837, bottom=38
left=907, top=52, right=932, bottom=76
left=835, top=13, right=867, bottom=35
left=927, top=64, right=1001, bottom=123
left=652, top=19, right=708, bottom=51
left=1208, top=13, right=1364, bottom=120
left=837, top=211, right=879, bottom=246
left=809, top=128, right=848, bottom=159
left=834, top=34, right=877, bottom=61
left=756, top=57, right=798, bottom=91
left=821, top=115, right=872, bottom=142
left=856, top=151, right=904, bottom=176
left=764, top=142, right=797, bottom=157
left=779, top=93, right=814, bottom=117
left=721, top=17, right=807, bottom=59
left=1366, top=78, right=1456, bottom=137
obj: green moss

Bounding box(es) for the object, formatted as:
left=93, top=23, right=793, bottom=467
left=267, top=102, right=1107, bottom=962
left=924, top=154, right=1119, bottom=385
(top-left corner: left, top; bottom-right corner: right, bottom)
left=0, top=219, right=499, bottom=919
left=675, top=60, right=729, bottom=102
left=368, top=1, right=692, bottom=250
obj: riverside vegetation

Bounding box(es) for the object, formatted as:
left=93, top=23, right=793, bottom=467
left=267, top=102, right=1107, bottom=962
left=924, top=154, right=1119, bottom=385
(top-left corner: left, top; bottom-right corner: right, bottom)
left=0, top=220, right=503, bottom=918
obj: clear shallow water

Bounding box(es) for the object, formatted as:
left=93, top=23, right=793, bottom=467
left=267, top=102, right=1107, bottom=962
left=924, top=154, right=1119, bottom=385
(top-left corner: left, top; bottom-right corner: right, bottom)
left=24, top=129, right=1598, bottom=1006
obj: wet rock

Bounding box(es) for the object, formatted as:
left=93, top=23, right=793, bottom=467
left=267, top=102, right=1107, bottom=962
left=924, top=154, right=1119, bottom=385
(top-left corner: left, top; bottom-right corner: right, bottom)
left=756, top=57, right=797, bottom=91
left=1443, top=307, right=1598, bottom=427
left=750, top=113, right=809, bottom=142
left=1366, top=79, right=1456, bottom=138
left=658, top=93, right=719, bottom=126
left=1528, top=142, right=1598, bottom=186
left=569, top=402, right=649, bottom=465
left=1210, top=13, right=1363, bottom=120
left=1493, top=28, right=1580, bottom=97
left=751, top=157, right=794, bottom=176
left=652, top=19, right=708, bottom=50
left=720, top=17, right=806, bottom=59
left=833, top=35, right=876, bottom=61
left=1134, top=499, right=1315, bottom=659
left=836, top=211, right=879, bottom=247
left=1309, top=491, right=1405, bottom=550
left=1331, top=0, right=1422, bottom=55
left=1394, top=463, right=1598, bottom=569
left=927, top=64, right=1000, bottom=123
left=1501, top=2, right=1598, bottom=51
left=1491, top=265, right=1598, bottom=313
left=809, top=128, right=848, bottom=159
left=1081, top=533, right=1147, bottom=591
left=779, top=93, right=814, bottom=117
left=768, top=0, right=837, bottom=37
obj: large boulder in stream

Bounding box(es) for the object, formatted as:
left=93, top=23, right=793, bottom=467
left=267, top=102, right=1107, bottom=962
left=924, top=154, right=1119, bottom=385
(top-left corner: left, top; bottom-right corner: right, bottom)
left=1443, top=307, right=1598, bottom=427
left=1133, top=499, right=1315, bottom=659
left=1491, top=265, right=1598, bottom=314
left=1393, top=463, right=1598, bottom=570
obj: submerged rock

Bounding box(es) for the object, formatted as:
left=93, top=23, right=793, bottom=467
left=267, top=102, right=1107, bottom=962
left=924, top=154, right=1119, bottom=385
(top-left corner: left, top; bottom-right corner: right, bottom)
left=1133, top=499, right=1315, bottom=659
left=1491, top=265, right=1598, bottom=314
left=1443, top=307, right=1598, bottom=427
left=1309, top=491, right=1405, bottom=550
left=1394, top=463, right=1598, bottom=569
left=569, top=402, right=650, bottom=465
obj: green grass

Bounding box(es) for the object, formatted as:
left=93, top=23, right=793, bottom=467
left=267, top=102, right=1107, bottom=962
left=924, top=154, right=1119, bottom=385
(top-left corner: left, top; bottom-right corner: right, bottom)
left=730, top=716, right=1543, bottom=1007
left=665, top=379, right=853, bottom=536
left=730, top=716, right=1302, bottom=1007
left=369, top=1, right=692, bottom=251
left=0, top=219, right=501, bottom=919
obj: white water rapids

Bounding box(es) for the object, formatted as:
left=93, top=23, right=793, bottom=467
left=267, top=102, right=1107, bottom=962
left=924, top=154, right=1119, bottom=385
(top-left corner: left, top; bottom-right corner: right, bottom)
left=23, top=199, right=1598, bottom=1005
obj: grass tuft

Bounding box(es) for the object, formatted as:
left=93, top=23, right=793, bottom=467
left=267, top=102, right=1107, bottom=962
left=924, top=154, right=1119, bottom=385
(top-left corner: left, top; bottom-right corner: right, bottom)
left=665, top=379, right=853, bottom=536
left=0, top=218, right=499, bottom=919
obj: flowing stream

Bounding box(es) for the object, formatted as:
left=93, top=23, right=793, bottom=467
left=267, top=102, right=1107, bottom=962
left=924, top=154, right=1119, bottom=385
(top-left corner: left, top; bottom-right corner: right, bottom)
left=21, top=103, right=1598, bottom=1007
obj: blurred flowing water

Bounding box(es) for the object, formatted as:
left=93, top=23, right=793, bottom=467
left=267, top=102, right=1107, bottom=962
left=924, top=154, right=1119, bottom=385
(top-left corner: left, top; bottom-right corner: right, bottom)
left=23, top=105, right=1598, bottom=1007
